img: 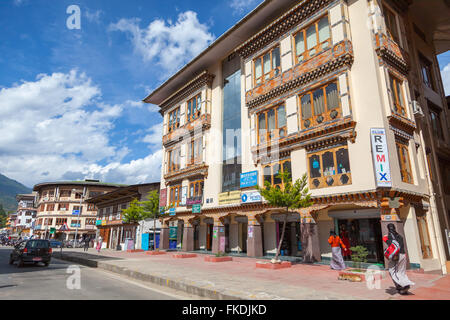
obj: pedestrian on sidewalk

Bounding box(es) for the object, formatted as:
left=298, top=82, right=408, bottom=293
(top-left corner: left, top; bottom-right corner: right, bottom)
left=83, top=237, right=90, bottom=252
left=96, top=236, right=103, bottom=253
left=383, top=223, right=415, bottom=295
left=328, top=230, right=348, bottom=270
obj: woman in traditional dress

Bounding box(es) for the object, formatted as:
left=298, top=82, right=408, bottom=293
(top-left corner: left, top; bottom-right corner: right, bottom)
left=96, top=236, right=103, bottom=253
left=384, top=223, right=415, bottom=295
left=328, top=230, right=348, bottom=270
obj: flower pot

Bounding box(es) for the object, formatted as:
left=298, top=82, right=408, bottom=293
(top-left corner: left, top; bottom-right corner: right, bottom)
left=172, top=253, right=197, bottom=258
left=204, top=256, right=233, bottom=262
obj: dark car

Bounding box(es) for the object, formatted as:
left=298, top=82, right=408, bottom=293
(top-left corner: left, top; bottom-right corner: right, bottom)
left=49, top=240, right=63, bottom=248
left=9, top=240, right=52, bottom=267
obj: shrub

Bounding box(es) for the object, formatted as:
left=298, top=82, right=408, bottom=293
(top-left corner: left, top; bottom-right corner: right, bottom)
left=349, top=245, right=368, bottom=269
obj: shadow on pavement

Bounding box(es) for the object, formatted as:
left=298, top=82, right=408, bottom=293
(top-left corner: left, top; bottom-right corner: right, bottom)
left=56, top=250, right=124, bottom=261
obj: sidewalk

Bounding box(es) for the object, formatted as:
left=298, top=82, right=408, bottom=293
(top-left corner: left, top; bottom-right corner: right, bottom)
left=56, top=248, right=450, bottom=300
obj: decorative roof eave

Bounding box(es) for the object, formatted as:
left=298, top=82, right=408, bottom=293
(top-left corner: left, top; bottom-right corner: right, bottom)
left=388, top=114, right=417, bottom=136
left=374, top=33, right=409, bottom=76
left=235, top=0, right=335, bottom=59
left=164, top=163, right=209, bottom=185
left=155, top=71, right=215, bottom=116
left=246, top=52, right=354, bottom=110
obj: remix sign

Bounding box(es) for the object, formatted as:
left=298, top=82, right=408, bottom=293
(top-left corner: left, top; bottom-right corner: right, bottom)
left=370, top=128, right=392, bottom=187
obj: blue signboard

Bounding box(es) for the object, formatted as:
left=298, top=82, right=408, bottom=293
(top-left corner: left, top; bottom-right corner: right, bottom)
left=240, top=171, right=258, bottom=188
left=169, top=208, right=176, bottom=216
left=72, top=210, right=80, bottom=215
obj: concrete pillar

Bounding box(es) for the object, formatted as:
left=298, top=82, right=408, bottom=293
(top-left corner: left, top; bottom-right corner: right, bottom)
left=381, top=208, right=410, bottom=269
left=230, top=223, right=239, bottom=253
left=246, top=214, right=263, bottom=257
left=290, top=223, right=298, bottom=256
left=301, top=222, right=321, bottom=263
left=182, top=222, right=194, bottom=252
left=159, top=227, right=170, bottom=250
left=212, top=220, right=225, bottom=254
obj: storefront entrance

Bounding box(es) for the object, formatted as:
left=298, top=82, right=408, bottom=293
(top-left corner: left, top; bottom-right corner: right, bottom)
left=337, top=218, right=384, bottom=264
left=276, top=221, right=302, bottom=257
left=206, top=224, right=213, bottom=251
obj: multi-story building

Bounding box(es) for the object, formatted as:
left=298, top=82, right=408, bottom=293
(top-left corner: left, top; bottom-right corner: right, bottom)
left=86, top=182, right=160, bottom=250
left=144, top=0, right=450, bottom=273
left=15, top=193, right=37, bottom=238
left=33, top=179, right=124, bottom=240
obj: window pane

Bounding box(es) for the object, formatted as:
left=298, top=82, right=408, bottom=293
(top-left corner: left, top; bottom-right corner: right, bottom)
left=267, top=109, right=276, bottom=139
left=277, top=105, right=286, bottom=129
left=322, top=151, right=335, bottom=176
left=273, top=164, right=281, bottom=185
left=313, top=88, right=325, bottom=115
left=272, top=47, right=280, bottom=74
left=263, top=166, right=272, bottom=184
left=306, top=24, right=317, bottom=52
left=258, top=113, right=266, bottom=143
left=197, top=95, right=201, bottom=112
left=255, top=59, right=262, bottom=81
left=395, top=80, right=404, bottom=110
left=336, top=148, right=350, bottom=173
left=301, top=94, right=312, bottom=119
left=309, top=155, right=321, bottom=178
left=326, top=83, right=339, bottom=110
left=283, top=161, right=292, bottom=177
left=318, top=16, right=330, bottom=43
left=263, top=53, right=271, bottom=79
left=295, top=32, right=305, bottom=57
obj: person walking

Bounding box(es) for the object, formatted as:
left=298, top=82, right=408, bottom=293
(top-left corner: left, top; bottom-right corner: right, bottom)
left=83, top=237, right=90, bottom=252
left=328, top=230, right=348, bottom=270
left=96, top=236, right=103, bottom=253
left=383, top=223, right=415, bottom=295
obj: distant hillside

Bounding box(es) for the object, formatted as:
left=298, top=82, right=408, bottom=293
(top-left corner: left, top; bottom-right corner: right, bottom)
left=0, top=173, right=32, bottom=213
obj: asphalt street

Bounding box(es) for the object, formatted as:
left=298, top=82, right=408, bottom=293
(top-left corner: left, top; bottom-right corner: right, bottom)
left=0, top=247, right=193, bottom=300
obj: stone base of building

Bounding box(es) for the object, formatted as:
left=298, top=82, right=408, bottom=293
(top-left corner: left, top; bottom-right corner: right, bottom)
left=256, top=261, right=292, bottom=269
left=204, top=256, right=233, bottom=262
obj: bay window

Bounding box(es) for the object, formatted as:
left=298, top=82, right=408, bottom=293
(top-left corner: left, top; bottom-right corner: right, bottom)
left=254, top=46, right=281, bottom=86
left=189, top=180, right=204, bottom=199
left=187, top=137, right=202, bottom=165
left=396, top=140, right=413, bottom=184
left=300, top=81, right=340, bottom=129
left=308, top=145, right=351, bottom=189
left=294, top=15, right=331, bottom=63
left=168, top=107, right=180, bottom=132
left=389, top=74, right=406, bottom=117
left=169, top=185, right=182, bottom=207
left=257, top=104, right=286, bottom=144
left=168, top=147, right=181, bottom=173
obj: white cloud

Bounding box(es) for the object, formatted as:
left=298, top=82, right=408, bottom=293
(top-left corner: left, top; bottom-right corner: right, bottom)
left=85, top=9, right=103, bottom=24
left=229, top=0, right=263, bottom=15
left=441, top=63, right=450, bottom=96
left=141, top=122, right=163, bottom=147
left=109, top=11, right=215, bottom=74
left=0, top=70, right=162, bottom=187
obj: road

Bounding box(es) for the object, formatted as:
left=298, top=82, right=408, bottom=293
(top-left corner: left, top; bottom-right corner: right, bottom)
left=0, top=247, right=198, bottom=300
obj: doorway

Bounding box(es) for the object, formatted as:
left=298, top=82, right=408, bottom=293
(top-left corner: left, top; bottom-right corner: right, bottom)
left=239, top=222, right=247, bottom=253
left=206, top=224, right=213, bottom=251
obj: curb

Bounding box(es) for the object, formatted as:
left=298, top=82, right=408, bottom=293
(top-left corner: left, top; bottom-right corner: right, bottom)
left=57, top=253, right=242, bottom=300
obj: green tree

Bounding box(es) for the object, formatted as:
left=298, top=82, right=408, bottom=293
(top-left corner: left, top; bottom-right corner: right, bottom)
left=256, top=171, right=313, bottom=262
left=121, top=198, right=144, bottom=245
left=350, top=245, right=369, bottom=270
left=0, top=204, right=7, bottom=229
left=139, top=190, right=160, bottom=250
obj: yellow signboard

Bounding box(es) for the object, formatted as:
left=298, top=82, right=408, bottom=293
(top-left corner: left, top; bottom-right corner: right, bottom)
left=218, top=190, right=241, bottom=205
left=101, top=220, right=106, bottom=226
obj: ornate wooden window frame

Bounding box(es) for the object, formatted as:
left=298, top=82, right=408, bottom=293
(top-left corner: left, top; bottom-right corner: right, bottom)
left=382, top=4, right=400, bottom=45
left=307, top=143, right=352, bottom=189
left=167, top=146, right=181, bottom=174
left=189, top=179, right=204, bottom=198
left=187, top=136, right=203, bottom=166
left=257, top=103, right=287, bottom=145
left=169, top=184, right=182, bottom=207
left=293, top=14, right=331, bottom=65
left=253, top=45, right=281, bottom=87
left=298, top=80, right=341, bottom=130
left=262, top=158, right=292, bottom=189
left=388, top=73, right=407, bottom=118
left=168, top=106, right=181, bottom=133
left=186, top=93, right=202, bottom=123
left=395, top=139, right=414, bottom=184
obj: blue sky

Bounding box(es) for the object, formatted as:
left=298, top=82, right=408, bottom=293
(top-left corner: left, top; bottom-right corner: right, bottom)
left=0, top=0, right=263, bottom=187
left=0, top=0, right=448, bottom=188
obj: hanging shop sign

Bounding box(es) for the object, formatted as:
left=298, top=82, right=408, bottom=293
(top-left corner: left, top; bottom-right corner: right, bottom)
left=180, top=186, right=187, bottom=206
left=186, top=196, right=202, bottom=205
left=248, top=225, right=254, bottom=238
left=49, top=228, right=56, bottom=235
left=240, top=171, right=258, bottom=188
left=218, top=190, right=241, bottom=205
left=72, top=209, right=80, bottom=215
left=159, top=188, right=167, bottom=207
left=192, top=204, right=201, bottom=214
left=169, top=208, right=176, bottom=216
left=370, top=128, right=392, bottom=187
left=101, top=220, right=106, bottom=226
left=241, top=190, right=262, bottom=204
left=169, top=226, right=177, bottom=240
left=95, top=220, right=102, bottom=226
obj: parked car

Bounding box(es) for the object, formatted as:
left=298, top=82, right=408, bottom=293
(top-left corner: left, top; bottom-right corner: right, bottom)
left=49, top=240, right=63, bottom=248
left=9, top=239, right=52, bottom=267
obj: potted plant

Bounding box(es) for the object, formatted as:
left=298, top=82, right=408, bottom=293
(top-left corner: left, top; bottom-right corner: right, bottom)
left=205, top=250, right=233, bottom=262
left=338, top=245, right=369, bottom=282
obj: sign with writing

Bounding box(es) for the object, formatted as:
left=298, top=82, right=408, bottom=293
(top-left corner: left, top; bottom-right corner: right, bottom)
left=159, top=188, right=167, bottom=207
left=96, top=220, right=102, bottom=226
left=169, top=208, right=176, bottom=216
left=72, top=210, right=80, bottom=215
left=241, top=190, right=262, bottom=204
left=186, top=196, right=202, bottom=205
left=49, top=227, right=56, bottom=234
left=180, top=186, right=187, bottom=206
left=218, top=190, right=241, bottom=205
left=240, top=171, right=258, bottom=188
left=381, top=214, right=400, bottom=222
left=70, top=223, right=81, bottom=228
left=169, top=226, right=177, bottom=240
left=370, top=128, right=392, bottom=187
left=213, top=226, right=218, bottom=239
left=219, top=236, right=226, bottom=252
left=248, top=225, right=254, bottom=238
left=101, top=220, right=106, bottom=226
left=192, top=204, right=201, bottom=214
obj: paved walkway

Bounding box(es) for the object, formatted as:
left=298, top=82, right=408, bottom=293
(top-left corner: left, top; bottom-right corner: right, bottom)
left=58, top=248, right=449, bottom=300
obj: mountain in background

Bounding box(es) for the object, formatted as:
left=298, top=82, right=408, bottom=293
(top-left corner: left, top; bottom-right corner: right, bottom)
left=0, top=173, right=32, bottom=213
